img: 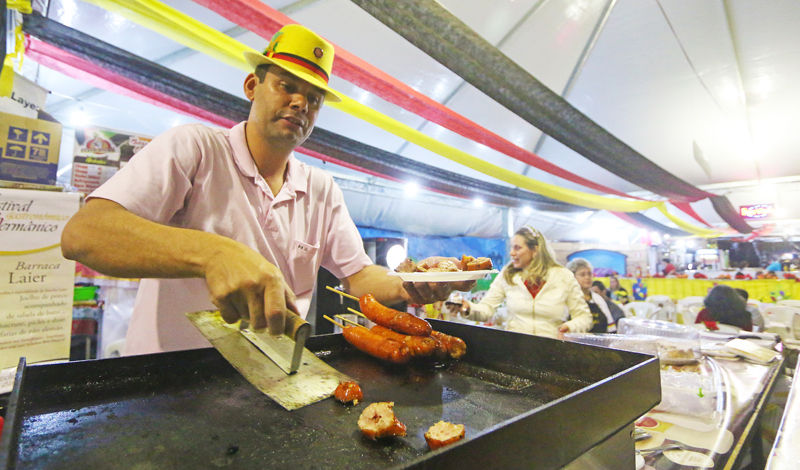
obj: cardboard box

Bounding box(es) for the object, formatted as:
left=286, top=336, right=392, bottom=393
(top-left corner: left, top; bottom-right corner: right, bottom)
left=0, top=111, right=62, bottom=185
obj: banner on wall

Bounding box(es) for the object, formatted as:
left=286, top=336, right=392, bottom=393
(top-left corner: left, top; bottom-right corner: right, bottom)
left=70, top=126, right=151, bottom=196
left=0, top=188, right=81, bottom=369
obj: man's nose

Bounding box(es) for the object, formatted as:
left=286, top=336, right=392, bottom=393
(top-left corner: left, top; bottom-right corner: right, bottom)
left=289, top=93, right=308, bottom=112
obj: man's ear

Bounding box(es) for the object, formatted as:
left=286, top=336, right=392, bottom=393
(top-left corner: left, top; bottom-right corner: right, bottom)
left=243, top=73, right=258, bottom=101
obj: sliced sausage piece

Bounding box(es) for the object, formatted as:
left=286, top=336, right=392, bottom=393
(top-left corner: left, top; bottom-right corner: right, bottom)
left=334, top=381, right=363, bottom=405
left=425, top=421, right=465, bottom=449
left=358, top=402, right=407, bottom=440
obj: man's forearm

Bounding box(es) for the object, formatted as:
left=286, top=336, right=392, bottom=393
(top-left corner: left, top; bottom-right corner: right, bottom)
left=343, top=264, right=408, bottom=306
left=61, top=198, right=231, bottom=279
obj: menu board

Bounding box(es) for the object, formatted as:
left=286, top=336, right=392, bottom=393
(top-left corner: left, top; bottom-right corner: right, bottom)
left=0, top=188, right=81, bottom=369
left=71, top=126, right=151, bottom=196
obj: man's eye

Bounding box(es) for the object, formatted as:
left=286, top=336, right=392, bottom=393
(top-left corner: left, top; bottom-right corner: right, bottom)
left=309, top=95, right=322, bottom=106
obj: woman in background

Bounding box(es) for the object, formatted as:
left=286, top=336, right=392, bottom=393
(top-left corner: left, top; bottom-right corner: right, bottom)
left=451, top=226, right=592, bottom=338
left=567, top=258, right=617, bottom=333
left=695, top=285, right=753, bottom=331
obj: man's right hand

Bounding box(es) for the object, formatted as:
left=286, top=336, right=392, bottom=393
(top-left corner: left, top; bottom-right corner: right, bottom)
left=204, top=241, right=298, bottom=335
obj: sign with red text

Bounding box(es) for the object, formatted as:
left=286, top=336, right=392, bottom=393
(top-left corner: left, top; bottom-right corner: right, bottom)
left=0, top=188, right=80, bottom=369
left=739, top=204, right=774, bottom=219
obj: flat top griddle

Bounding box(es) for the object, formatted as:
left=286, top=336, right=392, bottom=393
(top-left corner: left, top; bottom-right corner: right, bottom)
left=1, top=321, right=660, bottom=469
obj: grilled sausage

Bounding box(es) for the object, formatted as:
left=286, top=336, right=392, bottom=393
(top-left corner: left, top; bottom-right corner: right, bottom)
left=342, top=326, right=411, bottom=364
left=430, top=330, right=467, bottom=359
left=359, top=294, right=432, bottom=336
left=370, top=325, right=437, bottom=358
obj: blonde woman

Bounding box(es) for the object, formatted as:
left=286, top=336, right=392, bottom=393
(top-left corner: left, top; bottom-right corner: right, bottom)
left=453, top=226, right=592, bottom=338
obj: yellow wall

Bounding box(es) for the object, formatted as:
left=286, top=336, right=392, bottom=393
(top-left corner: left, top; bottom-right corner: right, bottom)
left=597, top=277, right=799, bottom=303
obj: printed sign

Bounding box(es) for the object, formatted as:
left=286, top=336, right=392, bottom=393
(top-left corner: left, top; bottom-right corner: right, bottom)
left=739, top=204, right=774, bottom=219
left=71, top=126, right=151, bottom=196
left=0, top=188, right=81, bottom=369
left=0, top=112, right=62, bottom=185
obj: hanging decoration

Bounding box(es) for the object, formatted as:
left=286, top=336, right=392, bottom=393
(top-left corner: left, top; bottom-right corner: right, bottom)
left=77, top=0, right=732, bottom=227
left=1, top=0, right=33, bottom=96
left=191, top=0, right=642, bottom=200
left=21, top=13, right=581, bottom=213
left=348, top=0, right=753, bottom=232
left=23, top=5, right=728, bottom=235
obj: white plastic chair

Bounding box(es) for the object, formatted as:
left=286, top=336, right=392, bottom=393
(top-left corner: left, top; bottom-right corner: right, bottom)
left=777, top=299, right=800, bottom=308
left=761, top=304, right=799, bottom=339
left=623, top=301, right=657, bottom=319
left=678, top=304, right=703, bottom=325
left=677, top=296, right=705, bottom=310
left=646, top=295, right=677, bottom=322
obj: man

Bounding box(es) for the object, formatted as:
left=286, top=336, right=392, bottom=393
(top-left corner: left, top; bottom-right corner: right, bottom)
left=61, top=24, right=458, bottom=355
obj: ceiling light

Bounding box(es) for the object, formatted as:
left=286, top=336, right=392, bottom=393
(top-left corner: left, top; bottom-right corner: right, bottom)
left=473, top=198, right=484, bottom=208
left=404, top=182, right=419, bottom=197
left=69, top=109, right=90, bottom=128
left=521, top=206, right=532, bottom=215
left=385, top=244, right=407, bottom=271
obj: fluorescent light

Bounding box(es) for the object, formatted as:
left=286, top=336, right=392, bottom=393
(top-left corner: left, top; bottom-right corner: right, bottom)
left=521, top=206, right=532, bottom=215
left=69, top=109, right=90, bottom=128
left=473, top=198, right=484, bottom=207
left=404, top=182, right=419, bottom=197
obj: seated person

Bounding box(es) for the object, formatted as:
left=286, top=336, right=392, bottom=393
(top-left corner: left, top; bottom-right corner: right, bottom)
left=566, top=258, right=616, bottom=333
left=591, top=280, right=625, bottom=327
left=695, top=285, right=753, bottom=331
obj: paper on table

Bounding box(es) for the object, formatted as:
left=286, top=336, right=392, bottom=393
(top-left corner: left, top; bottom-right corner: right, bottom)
left=725, top=338, right=780, bottom=364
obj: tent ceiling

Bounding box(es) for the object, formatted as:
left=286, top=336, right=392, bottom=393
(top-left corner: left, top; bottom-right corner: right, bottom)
left=16, top=0, right=800, bottom=239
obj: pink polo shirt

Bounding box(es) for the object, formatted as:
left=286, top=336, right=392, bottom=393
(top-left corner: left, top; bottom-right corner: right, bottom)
left=89, top=122, right=372, bottom=355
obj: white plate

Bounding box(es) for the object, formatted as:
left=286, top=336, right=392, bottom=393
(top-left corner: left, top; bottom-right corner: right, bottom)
left=388, top=270, right=498, bottom=282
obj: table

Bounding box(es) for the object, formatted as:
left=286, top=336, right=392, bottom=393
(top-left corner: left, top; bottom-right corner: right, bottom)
left=636, top=355, right=784, bottom=469
left=765, top=360, right=800, bottom=468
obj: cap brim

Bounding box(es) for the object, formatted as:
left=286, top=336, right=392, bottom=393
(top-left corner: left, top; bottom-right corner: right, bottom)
left=243, top=50, right=342, bottom=103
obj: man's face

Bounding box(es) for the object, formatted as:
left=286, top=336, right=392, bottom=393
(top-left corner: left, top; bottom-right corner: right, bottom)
left=245, top=66, right=326, bottom=149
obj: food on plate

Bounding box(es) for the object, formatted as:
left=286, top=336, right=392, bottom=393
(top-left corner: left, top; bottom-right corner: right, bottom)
left=430, top=330, right=467, bottom=359
left=370, top=325, right=438, bottom=358
left=341, top=325, right=411, bottom=364
left=359, top=294, right=433, bottom=336
left=660, top=346, right=696, bottom=361
left=460, top=255, right=493, bottom=271
left=358, top=402, right=407, bottom=440
left=424, top=421, right=465, bottom=449
left=396, top=255, right=493, bottom=273
left=334, top=381, right=363, bottom=405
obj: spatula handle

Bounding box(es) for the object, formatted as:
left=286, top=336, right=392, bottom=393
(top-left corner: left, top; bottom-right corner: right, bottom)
left=284, top=313, right=311, bottom=341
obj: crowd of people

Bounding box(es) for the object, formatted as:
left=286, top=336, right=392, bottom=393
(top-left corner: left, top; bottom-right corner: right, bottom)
left=440, top=223, right=774, bottom=338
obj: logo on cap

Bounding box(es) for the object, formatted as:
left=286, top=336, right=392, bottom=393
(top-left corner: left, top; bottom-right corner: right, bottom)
left=314, top=47, right=323, bottom=59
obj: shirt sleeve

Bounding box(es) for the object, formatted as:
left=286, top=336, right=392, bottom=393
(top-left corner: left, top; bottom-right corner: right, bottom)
left=560, top=269, right=593, bottom=333
left=319, top=180, right=372, bottom=280
left=465, top=272, right=508, bottom=322
left=88, top=125, right=203, bottom=224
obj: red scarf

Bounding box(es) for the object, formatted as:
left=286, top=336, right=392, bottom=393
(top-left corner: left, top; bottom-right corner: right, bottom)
left=524, top=279, right=545, bottom=299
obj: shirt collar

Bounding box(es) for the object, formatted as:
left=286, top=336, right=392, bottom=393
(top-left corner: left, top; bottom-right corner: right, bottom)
left=230, top=121, right=308, bottom=198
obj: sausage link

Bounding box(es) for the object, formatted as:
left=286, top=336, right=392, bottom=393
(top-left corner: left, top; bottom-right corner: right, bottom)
left=342, top=326, right=411, bottom=364
left=370, top=325, right=437, bottom=358
left=430, top=331, right=467, bottom=359
left=359, top=294, right=432, bottom=336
